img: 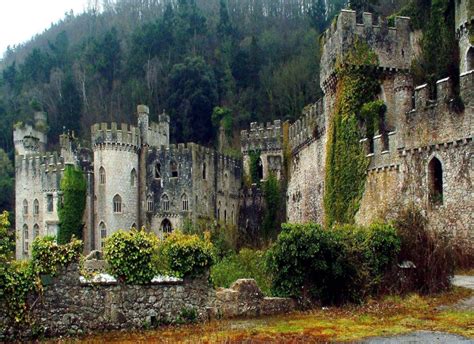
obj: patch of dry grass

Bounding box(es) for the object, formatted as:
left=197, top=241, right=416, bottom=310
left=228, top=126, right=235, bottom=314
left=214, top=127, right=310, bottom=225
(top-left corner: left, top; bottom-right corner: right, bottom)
left=52, top=288, right=474, bottom=343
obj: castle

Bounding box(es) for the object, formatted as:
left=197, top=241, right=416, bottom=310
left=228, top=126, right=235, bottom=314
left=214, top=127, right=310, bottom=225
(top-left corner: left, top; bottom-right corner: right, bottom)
left=15, top=2, right=473, bottom=259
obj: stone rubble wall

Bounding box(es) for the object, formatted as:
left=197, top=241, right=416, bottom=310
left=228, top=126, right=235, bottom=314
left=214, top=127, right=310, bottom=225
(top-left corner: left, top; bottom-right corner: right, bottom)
left=0, top=264, right=296, bottom=340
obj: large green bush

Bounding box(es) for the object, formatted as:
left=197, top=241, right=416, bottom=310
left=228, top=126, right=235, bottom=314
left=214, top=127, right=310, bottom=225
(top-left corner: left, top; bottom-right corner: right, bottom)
left=211, top=248, right=271, bottom=295
left=104, top=229, right=159, bottom=284
left=160, top=231, right=215, bottom=279
left=266, top=222, right=400, bottom=304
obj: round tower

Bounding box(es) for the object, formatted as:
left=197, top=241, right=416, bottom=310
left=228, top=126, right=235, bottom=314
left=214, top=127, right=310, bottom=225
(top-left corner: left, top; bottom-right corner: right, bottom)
left=91, top=122, right=140, bottom=249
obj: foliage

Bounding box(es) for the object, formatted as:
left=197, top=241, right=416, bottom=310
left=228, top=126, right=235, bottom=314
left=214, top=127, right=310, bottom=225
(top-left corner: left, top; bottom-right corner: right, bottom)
left=392, top=207, right=455, bottom=294
left=324, top=41, right=380, bottom=227
left=1, top=235, right=82, bottom=325
left=31, top=235, right=83, bottom=275
left=211, top=248, right=272, bottom=295
left=0, top=149, right=14, bottom=213
left=212, top=106, right=233, bottom=138
left=248, top=150, right=261, bottom=185
left=0, top=210, right=14, bottom=260
left=104, top=229, right=159, bottom=284
left=57, top=165, right=87, bottom=244
left=262, top=173, right=282, bottom=241
left=160, top=230, right=215, bottom=279
left=266, top=222, right=400, bottom=304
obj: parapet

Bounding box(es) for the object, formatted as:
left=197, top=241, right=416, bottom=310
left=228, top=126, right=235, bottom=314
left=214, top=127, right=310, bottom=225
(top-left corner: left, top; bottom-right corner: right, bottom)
left=240, top=120, right=283, bottom=153
left=13, top=124, right=47, bottom=155
left=289, top=99, right=325, bottom=152
left=91, top=122, right=140, bottom=148
left=320, top=9, right=412, bottom=87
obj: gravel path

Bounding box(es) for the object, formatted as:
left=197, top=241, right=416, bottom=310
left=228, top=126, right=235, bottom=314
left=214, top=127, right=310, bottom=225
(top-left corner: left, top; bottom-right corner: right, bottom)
left=362, top=275, right=474, bottom=343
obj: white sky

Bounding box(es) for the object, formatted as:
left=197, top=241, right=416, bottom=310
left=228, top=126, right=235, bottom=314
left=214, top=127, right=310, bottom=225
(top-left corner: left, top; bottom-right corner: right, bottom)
left=0, top=0, right=89, bottom=58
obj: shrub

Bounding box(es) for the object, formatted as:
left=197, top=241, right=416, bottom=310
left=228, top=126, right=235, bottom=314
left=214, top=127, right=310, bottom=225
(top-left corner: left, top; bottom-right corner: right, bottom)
left=266, top=222, right=400, bottom=305
left=393, top=207, right=455, bottom=294
left=104, top=229, right=159, bottom=284
left=160, top=231, right=215, bottom=278
left=31, top=235, right=83, bottom=275
left=211, top=248, right=271, bottom=295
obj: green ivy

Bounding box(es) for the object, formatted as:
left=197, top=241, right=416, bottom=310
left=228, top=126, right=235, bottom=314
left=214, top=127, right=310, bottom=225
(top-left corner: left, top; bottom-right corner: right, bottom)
left=104, top=229, right=159, bottom=284
left=262, top=173, right=281, bottom=241
left=324, top=41, right=381, bottom=227
left=248, top=150, right=261, bottom=185
left=57, top=165, right=87, bottom=244
left=1, top=233, right=82, bottom=326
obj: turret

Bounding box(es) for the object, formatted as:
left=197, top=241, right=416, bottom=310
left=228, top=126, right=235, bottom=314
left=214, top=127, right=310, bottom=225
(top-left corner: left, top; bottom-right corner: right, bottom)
left=137, top=104, right=149, bottom=145
left=13, top=112, right=48, bottom=156
left=455, top=0, right=473, bottom=74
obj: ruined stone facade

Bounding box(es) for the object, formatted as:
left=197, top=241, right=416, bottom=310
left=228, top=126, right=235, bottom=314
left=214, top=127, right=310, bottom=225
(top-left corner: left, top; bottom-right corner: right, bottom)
left=14, top=106, right=241, bottom=259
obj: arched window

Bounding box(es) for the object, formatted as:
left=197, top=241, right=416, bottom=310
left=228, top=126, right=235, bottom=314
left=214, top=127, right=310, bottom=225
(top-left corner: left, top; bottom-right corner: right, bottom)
left=155, top=163, right=161, bottom=179
left=182, top=194, right=189, bottom=211
left=217, top=201, right=221, bottom=220
left=231, top=205, right=235, bottom=225
left=99, top=167, right=106, bottom=184
left=161, top=194, right=170, bottom=211
left=257, top=158, right=264, bottom=181
left=113, top=194, right=122, bottom=213
left=147, top=195, right=154, bottom=212
left=130, top=169, right=137, bottom=187
left=46, top=194, right=54, bottom=212
left=428, top=157, right=443, bottom=205
left=99, top=222, right=107, bottom=248
left=170, top=161, right=178, bottom=178
left=33, top=199, right=39, bottom=216
left=467, top=47, right=474, bottom=71
left=23, top=224, right=29, bottom=253
left=161, top=219, right=173, bottom=233
left=33, top=224, right=40, bottom=240
left=202, top=162, right=207, bottom=180
left=23, top=200, right=28, bottom=215
left=224, top=209, right=227, bottom=223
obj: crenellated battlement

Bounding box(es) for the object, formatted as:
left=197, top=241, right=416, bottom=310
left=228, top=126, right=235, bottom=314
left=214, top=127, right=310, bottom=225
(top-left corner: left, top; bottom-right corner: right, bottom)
left=15, top=151, right=67, bottom=175
left=154, top=142, right=242, bottom=170
left=320, top=9, right=412, bottom=88
left=91, top=122, right=140, bottom=148
left=289, top=99, right=325, bottom=152
left=240, top=120, right=283, bottom=153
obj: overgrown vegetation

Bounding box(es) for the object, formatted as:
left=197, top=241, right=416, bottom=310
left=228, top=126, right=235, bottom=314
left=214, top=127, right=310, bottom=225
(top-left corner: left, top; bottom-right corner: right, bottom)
left=391, top=206, right=456, bottom=294
left=211, top=248, right=271, bottom=295
left=57, top=165, right=87, bottom=244
left=103, top=229, right=159, bottom=284
left=266, top=222, right=400, bottom=305
left=262, top=173, right=282, bottom=241
left=324, top=41, right=381, bottom=226
left=160, top=231, right=215, bottom=279
left=0, top=229, right=82, bottom=326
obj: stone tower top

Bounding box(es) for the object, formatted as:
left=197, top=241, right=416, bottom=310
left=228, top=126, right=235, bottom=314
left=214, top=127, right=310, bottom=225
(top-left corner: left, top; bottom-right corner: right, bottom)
left=320, top=9, right=412, bottom=88
left=13, top=113, right=48, bottom=156
left=455, top=0, right=474, bottom=73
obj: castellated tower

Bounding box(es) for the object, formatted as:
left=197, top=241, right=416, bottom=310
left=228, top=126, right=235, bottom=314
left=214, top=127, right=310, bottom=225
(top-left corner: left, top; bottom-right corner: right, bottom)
left=13, top=112, right=47, bottom=156
left=91, top=121, right=140, bottom=249
left=456, top=0, right=474, bottom=73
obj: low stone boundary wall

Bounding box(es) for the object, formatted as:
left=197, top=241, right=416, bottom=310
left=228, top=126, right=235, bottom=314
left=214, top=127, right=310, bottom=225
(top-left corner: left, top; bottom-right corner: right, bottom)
left=0, top=263, right=296, bottom=339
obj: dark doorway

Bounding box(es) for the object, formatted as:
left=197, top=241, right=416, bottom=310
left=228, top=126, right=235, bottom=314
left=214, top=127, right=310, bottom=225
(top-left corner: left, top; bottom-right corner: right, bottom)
left=428, top=157, right=443, bottom=205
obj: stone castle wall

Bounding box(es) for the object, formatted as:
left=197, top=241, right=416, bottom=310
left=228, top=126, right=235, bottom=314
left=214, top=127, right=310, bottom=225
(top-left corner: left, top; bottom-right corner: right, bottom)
left=0, top=264, right=296, bottom=340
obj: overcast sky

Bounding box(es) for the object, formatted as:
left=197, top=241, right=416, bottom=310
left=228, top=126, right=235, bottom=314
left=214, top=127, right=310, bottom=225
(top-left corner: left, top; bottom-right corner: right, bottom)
left=0, top=0, right=89, bottom=58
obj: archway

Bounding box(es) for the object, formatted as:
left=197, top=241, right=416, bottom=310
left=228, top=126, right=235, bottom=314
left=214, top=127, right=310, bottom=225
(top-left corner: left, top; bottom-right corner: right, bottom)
left=467, top=47, right=474, bottom=71
left=161, top=219, right=173, bottom=233
left=257, top=158, right=264, bottom=181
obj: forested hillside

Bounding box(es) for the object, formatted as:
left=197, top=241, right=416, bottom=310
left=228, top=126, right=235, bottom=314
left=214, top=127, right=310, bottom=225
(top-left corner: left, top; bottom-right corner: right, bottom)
left=0, top=0, right=431, bottom=215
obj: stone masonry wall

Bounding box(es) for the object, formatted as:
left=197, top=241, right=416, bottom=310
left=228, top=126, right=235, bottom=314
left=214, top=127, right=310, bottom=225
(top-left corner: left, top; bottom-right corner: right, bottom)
left=0, top=264, right=296, bottom=340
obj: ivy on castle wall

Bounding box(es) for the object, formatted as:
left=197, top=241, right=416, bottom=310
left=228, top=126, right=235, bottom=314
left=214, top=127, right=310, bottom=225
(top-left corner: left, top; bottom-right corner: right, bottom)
left=324, top=41, right=381, bottom=227
left=262, top=173, right=281, bottom=241
left=248, top=150, right=261, bottom=185
left=58, top=165, right=87, bottom=244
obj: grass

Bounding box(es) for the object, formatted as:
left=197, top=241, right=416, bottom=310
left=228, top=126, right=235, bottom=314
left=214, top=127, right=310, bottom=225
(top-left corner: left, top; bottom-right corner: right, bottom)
left=65, top=287, right=474, bottom=343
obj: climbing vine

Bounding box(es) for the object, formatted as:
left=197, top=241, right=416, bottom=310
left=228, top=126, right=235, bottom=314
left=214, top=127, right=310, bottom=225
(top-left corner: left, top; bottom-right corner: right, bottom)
left=324, top=41, right=381, bottom=227
left=262, top=173, right=281, bottom=241
left=58, top=165, right=87, bottom=244
left=248, top=150, right=261, bottom=185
